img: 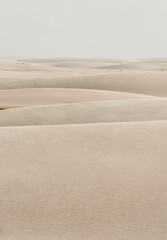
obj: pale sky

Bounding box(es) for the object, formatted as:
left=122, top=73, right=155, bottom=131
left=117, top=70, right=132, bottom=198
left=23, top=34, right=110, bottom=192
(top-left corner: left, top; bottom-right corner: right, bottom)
left=0, top=0, right=167, bottom=58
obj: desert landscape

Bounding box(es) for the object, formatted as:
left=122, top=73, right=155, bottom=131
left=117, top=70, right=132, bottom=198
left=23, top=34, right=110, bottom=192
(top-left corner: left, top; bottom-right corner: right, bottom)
left=0, top=58, right=167, bottom=240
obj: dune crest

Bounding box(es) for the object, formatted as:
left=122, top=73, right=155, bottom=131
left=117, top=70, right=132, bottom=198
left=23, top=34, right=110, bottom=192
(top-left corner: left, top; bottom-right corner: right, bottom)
left=0, top=98, right=167, bottom=127
left=0, top=88, right=155, bottom=109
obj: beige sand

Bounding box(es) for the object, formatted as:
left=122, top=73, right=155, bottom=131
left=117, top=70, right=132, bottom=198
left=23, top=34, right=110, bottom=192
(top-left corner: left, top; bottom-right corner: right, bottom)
left=0, top=98, right=166, bottom=127
left=1, top=71, right=167, bottom=97
left=0, top=58, right=167, bottom=240
left=1, top=59, right=167, bottom=98
left=0, top=88, right=154, bottom=109
left=0, top=121, right=167, bottom=240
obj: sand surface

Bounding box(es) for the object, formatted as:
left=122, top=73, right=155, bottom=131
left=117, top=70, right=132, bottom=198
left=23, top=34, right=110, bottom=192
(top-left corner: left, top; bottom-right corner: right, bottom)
left=0, top=98, right=166, bottom=127
left=0, top=58, right=167, bottom=240
left=0, top=88, right=154, bottom=109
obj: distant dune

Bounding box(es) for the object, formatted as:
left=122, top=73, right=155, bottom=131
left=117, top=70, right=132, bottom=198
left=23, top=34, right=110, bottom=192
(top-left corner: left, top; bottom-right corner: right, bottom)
left=0, top=58, right=167, bottom=240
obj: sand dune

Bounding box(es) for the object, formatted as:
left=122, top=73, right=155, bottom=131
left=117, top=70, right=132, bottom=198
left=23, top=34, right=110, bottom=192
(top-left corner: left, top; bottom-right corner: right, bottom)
left=0, top=88, right=154, bottom=109
left=0, top=98, right=166, bottom=127
left=13, top=58, right=167, bottom=70
left=1, top=58, right=167, bottom=240
left=1, top=58, right=167, bottom=98
left=0, top=121, right=167, bottom=240
left=0, top=71, right=167, bottom=97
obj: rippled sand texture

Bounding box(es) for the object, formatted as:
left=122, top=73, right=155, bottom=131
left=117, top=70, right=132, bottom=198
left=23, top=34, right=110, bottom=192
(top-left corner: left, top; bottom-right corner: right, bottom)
left=0, top=58, right=167, bottom=240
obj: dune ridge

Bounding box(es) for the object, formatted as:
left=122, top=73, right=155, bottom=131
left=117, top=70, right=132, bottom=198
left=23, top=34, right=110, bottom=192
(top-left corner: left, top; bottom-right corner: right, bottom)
left=1, top=71, right=167, bottom=97
left=0, top=88, right=155, bottom=109
left=0, top=98, right=166, bottom=127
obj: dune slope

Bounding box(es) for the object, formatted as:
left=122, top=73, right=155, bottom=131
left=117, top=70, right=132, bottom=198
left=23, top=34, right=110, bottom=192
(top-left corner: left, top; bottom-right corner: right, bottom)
left=1, top=71, right=167, bottom=97
left=0, top=88, right=154, bottom=109
left=0, top=121, right=167, bottom=240
left=0, top=98, right=167, bottom=126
